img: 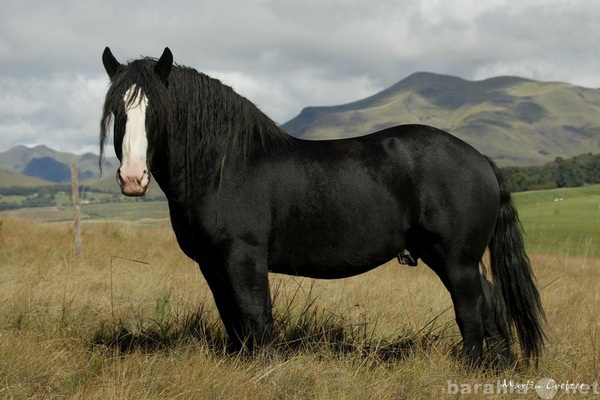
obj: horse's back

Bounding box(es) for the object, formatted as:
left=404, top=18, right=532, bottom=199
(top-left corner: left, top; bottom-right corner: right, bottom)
left=297, top=124, right=499, bottom=206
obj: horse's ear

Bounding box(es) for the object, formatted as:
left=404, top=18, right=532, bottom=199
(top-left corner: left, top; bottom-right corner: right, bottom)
left=102, top=47, right=121, bottom=79
left=155, top=47, right=173, bottom=84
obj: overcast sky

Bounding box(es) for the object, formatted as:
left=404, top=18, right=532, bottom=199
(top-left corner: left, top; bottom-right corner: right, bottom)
left=1, top=0, right=599, bottom=155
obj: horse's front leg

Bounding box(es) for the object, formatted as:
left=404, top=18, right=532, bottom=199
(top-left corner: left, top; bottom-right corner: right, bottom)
left=200, top=241, right=273, bottom=352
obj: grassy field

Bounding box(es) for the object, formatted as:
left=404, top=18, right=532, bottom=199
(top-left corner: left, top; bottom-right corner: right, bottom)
left=513, top=185, right=599, bottom=257
left=0, top=186, right=598, bottom=398
left=0, top=199, right=169, bottom=222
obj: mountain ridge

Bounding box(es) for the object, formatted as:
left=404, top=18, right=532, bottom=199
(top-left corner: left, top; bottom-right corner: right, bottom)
left=282, top=72, right=600, bottom=165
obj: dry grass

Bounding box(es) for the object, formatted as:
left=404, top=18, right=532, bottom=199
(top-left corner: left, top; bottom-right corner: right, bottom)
left=0, top=218, right=598, bottom=399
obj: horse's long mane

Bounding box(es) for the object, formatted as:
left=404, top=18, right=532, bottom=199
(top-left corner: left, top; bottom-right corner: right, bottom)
left=100, top=57, right=290, bottom=169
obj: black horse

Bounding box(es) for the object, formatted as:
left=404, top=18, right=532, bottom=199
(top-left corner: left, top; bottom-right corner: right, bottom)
left=100, top=47, right=545, bottom=366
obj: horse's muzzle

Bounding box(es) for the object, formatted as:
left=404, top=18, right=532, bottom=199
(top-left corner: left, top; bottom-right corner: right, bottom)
left=117, top=168, right=150, bottom=197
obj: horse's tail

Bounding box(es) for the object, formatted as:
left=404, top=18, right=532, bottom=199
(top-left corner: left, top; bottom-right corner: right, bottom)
left=486, top=157, right=546, bottom=363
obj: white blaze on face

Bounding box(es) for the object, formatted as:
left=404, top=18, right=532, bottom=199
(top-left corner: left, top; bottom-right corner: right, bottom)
left=118, top=85, right=150, bottom=196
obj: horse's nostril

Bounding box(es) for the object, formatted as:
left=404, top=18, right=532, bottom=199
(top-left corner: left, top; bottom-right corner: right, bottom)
left=116, top=169, right=124, bottom=185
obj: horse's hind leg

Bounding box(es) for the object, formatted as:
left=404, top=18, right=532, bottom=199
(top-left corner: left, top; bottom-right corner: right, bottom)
left=480, top=275, right=511, bottom=367
left=426, top=257, right=485, bottom=366
left=448, top=264, right=487, bottom=365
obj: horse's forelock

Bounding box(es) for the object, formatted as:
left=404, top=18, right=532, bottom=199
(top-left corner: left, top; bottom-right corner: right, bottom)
left=99, top=59, right=170, bottom=172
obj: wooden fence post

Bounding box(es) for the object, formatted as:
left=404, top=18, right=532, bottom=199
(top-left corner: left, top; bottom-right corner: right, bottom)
left=70, top=164, right=82, bottom=261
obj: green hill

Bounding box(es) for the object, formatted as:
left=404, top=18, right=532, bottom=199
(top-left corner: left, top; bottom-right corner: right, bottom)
left=0, top=145, right=118, bottom=183
left=282, top=73, right=600, bottom=166
left=0, top=169, right=55, bottom=188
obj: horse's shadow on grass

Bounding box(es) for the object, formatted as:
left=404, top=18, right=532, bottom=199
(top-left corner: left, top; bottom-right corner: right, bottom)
left=90, top=301, right=456, bottom=364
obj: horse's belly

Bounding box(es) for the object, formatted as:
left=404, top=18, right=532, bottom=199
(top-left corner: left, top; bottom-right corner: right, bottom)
left=268, top=255, right=395, bottom=279
left=267, top=175, right=408, bottom=279
left=268, top=233, right=402, bottom=279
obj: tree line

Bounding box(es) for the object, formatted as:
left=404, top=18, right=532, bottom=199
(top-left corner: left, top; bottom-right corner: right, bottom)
left=0, top=185, right=97, bottom=211
left=0, top=184, right=101, bottom=197
left=501, top=153, right=600, bottom=192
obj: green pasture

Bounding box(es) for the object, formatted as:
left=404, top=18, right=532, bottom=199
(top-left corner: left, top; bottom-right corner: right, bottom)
left=0, top=195, right=27, bottom=204
left=82, top=200, right=169, bottom=220
left=0, top=199, right=169, bottom=222
left=513, top=184, right=599, bottom=256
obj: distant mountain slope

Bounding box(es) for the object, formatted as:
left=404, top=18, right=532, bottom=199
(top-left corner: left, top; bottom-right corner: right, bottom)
left=0, top=169, right=55, bottom=188
left=0, top=145, right=118, bottom=183
left=23, top=157, right=71, bottom=182
left=282, top=72, right=600, bottom=166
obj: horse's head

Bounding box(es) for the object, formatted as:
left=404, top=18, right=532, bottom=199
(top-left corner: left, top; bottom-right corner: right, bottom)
left=100, top=47, right=172, bottom=197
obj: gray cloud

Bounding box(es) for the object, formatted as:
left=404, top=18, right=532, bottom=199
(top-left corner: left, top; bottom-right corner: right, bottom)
left=1, top=0, right=599, bottom=153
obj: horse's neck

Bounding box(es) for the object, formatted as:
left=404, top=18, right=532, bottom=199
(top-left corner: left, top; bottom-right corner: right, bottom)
left=157, top=78, right=276, bottom=201
left=153, top=124, right=224, bottom=204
